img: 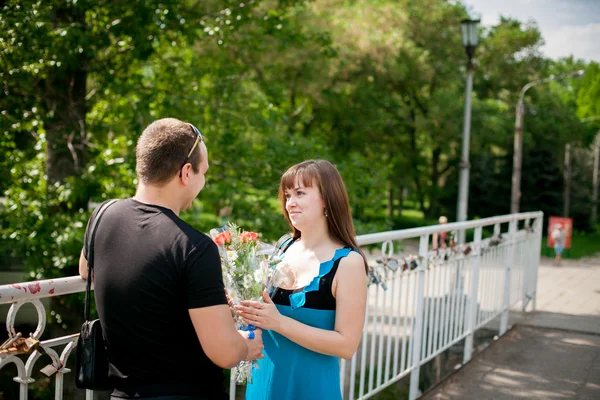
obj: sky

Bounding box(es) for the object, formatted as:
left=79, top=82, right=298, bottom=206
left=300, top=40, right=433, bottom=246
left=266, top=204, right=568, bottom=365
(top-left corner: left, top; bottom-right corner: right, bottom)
left=464, top=0, right=600, bottom=62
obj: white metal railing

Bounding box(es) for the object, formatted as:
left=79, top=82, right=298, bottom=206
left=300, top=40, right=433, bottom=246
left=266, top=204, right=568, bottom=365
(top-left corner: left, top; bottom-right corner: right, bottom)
left=0, top=277, right=87, bottom=400
left=0, top=212, right=543, bottom=400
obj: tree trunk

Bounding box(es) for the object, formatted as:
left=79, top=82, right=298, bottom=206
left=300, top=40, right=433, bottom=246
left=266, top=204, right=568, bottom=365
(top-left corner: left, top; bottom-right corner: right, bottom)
left=398, top=186, right=404, bottom=215
left=387, top=180, right=394, bottom=219
left=429, top=146, right=442, bottom=219
left=44, top=69, right=88, bottom=185
left=407, top=109, right=427, bottom=215
left=43, top=6, right=89, bottom=186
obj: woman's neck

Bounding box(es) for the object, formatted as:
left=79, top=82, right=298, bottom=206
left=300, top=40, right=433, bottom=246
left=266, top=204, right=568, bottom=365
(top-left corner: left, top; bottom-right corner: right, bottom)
left=297, top=223, right=334, bottom=250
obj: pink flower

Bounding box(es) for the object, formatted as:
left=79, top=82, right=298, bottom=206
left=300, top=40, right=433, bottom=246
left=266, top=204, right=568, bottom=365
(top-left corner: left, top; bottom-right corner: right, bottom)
left=214, top=231, right=232, bottom=246
left=240, top=231, right=259, bottom=243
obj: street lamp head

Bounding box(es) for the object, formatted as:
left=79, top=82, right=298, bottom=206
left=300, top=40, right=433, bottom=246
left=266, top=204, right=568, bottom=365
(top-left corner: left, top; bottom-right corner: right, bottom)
left=461, top=19, right=480, bottom=60
left=576, top=69, right=585, bottom=77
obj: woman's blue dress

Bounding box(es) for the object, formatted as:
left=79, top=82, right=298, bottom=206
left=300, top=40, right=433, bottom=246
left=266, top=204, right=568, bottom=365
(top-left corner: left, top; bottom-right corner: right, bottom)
left=245, top=246, right=356, bottom=400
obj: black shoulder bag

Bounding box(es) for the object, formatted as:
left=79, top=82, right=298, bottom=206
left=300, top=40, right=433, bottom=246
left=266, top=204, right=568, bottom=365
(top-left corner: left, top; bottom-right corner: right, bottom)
left=75, top=199, right=117, bottom=390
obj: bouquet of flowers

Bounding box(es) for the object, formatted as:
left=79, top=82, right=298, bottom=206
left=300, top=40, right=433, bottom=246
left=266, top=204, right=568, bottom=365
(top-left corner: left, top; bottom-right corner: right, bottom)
left=210, top=223, right=289, bottom=383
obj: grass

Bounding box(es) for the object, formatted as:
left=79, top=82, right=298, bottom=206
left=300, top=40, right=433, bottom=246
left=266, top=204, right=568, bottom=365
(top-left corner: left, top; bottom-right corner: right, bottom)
left=391, top=209, right=438, bottom=230
left=352, top=366, right=410, bottom=400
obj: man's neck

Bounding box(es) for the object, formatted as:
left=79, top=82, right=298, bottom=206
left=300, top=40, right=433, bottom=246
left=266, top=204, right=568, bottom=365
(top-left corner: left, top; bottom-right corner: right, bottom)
left=134, top=184, right=181, bottom=215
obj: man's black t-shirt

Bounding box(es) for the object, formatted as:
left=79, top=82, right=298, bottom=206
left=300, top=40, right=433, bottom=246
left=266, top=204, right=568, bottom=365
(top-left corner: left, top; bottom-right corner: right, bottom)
left=83, top=199, right=227, bottom=398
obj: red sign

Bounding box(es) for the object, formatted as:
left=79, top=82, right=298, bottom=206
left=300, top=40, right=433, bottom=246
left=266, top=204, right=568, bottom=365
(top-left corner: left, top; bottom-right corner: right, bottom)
left=547, top=216, right=573, bottom=249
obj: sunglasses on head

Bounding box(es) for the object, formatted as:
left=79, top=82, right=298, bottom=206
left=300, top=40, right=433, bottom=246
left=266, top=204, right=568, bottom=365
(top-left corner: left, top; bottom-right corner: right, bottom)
left=179, top=123, right=204, bottom=177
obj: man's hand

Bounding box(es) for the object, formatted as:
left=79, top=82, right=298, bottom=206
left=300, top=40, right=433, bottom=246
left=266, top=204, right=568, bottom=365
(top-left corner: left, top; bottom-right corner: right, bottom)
left=239, top=329, right=264, bottom=361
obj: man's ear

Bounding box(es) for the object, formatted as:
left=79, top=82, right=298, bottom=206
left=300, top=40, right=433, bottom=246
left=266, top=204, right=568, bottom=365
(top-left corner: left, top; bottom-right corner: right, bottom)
left=180, top=163, right=192, bottom=183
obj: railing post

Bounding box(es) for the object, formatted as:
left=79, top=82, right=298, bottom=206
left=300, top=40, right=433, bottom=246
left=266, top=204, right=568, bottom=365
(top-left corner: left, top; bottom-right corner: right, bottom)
left=499, top=219, right=517, bottom=335
left=521, top=219, right=530, bottom=311
left=229, top=370, right=236, bottom=400
left=463, top=226, right=482, bottom=364
left=532, top=214, right=543, bottom=311
left=55, top=373, right=64, bottom=400
left=409, top=234, right=429, bottom=400
left=19, top=382, right=28, bottom=400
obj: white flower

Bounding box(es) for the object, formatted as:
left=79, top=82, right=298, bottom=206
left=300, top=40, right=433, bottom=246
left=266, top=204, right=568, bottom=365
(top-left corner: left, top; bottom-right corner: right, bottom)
left=254, top=268, right=265, bottom=283
left=272, top=270, right=284, bottom=287
left=228, top=261, right=237, bottom=272
left=227, top=250, right=238, bottom=262
left=227, top=289, right=240, bottom=304
left=243, top=275, right=253, bottom=289
left=223, top=272, right=234, bottom=287
left=234, top=363, right=253, bottom=384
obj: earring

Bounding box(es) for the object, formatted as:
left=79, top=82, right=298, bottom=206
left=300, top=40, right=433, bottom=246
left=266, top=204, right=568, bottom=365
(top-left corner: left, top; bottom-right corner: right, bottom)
left=324, top=210, right=328, bottom=218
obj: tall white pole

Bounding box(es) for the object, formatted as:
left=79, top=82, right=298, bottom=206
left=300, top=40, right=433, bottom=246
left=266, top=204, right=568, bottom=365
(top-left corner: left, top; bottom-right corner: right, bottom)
left=457, top=62, right=474, bottom=241
left=511, top=99, right=524, bottom=215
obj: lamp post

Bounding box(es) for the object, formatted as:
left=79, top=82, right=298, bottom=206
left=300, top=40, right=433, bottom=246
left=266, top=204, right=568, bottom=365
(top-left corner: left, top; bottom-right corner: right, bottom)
left=509, top=69, right=585, bottom=214
left=581, top=116, right=600, bottom=225
left=456, top=19, right=480, bottom=235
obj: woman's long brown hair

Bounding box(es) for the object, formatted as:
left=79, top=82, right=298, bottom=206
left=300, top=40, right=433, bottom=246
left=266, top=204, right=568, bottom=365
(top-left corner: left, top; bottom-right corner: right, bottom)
left=279, top=159, right=369, bottom=274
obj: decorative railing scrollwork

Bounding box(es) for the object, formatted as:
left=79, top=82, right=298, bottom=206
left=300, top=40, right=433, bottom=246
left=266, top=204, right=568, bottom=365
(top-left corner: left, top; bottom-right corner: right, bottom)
left=0, top=276, right=86, bottom=400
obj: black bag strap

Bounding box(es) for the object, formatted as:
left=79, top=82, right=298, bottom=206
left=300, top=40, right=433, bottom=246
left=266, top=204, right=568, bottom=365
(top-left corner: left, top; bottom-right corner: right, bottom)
left=84, top=199, right=118, bottom=321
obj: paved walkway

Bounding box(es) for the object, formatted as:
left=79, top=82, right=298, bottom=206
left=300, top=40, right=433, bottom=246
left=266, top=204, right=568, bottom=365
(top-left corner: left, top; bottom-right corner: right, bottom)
left=421, top=255, right=600, bottom=400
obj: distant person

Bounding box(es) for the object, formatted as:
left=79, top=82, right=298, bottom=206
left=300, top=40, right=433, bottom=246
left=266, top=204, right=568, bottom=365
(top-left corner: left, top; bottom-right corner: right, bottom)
left=551, top=223, right=566, bottom=266
left=432, top=215, right=449, bottom=250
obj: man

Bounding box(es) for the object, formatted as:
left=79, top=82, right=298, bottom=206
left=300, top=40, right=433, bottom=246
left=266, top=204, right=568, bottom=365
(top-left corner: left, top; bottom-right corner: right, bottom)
left=79, top=118, right=263, bottom=399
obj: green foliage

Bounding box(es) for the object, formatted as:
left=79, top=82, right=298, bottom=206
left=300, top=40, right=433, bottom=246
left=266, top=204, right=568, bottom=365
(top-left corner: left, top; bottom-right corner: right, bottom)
left=3, top=3, right=600, bottom=399
left=577, top=62, right=600, bottom=121
left=1, top=0, right=599, bottom=278
left=568, top=228, right=600, bottom=259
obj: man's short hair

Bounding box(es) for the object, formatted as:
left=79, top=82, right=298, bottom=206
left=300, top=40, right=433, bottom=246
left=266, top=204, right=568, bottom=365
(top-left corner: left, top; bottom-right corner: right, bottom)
left=136, top=118, right=202, bottom=185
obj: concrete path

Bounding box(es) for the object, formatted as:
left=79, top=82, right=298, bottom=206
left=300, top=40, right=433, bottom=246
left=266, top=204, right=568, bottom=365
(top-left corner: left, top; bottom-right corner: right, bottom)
left=420, top=254, right=600, bottom=400
left=421, top=326, right=600, bottom=399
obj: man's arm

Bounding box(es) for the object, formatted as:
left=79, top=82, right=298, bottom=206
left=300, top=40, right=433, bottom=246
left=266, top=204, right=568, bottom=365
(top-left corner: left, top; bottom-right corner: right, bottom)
left=189, top=305, right=263, bottom=368
left=186, top=240, right=263, bottom=368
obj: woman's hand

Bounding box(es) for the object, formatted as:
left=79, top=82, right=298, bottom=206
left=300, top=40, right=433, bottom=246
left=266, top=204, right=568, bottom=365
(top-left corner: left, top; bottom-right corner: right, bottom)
left=224, top=288, right=236, bottom=318
left=235, top=290, right=284, bottom=332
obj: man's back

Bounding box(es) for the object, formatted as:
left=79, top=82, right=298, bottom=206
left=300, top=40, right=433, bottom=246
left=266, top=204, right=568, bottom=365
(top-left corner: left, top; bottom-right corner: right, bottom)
left=85, top=199, right=227, bottom=398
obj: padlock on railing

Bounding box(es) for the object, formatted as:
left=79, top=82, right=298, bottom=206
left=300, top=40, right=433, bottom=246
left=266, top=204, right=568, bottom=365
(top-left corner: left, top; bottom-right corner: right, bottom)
left=0, top=332, right=41, bottom=356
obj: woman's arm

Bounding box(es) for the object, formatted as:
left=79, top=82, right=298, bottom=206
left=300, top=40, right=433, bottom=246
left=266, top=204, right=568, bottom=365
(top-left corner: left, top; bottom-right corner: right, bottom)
left=237, top=251, right=367, bottom=359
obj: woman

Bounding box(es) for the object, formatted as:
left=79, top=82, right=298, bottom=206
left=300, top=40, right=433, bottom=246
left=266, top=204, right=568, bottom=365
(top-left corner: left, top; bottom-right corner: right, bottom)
left=235, top=159, right=368, bottom=400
